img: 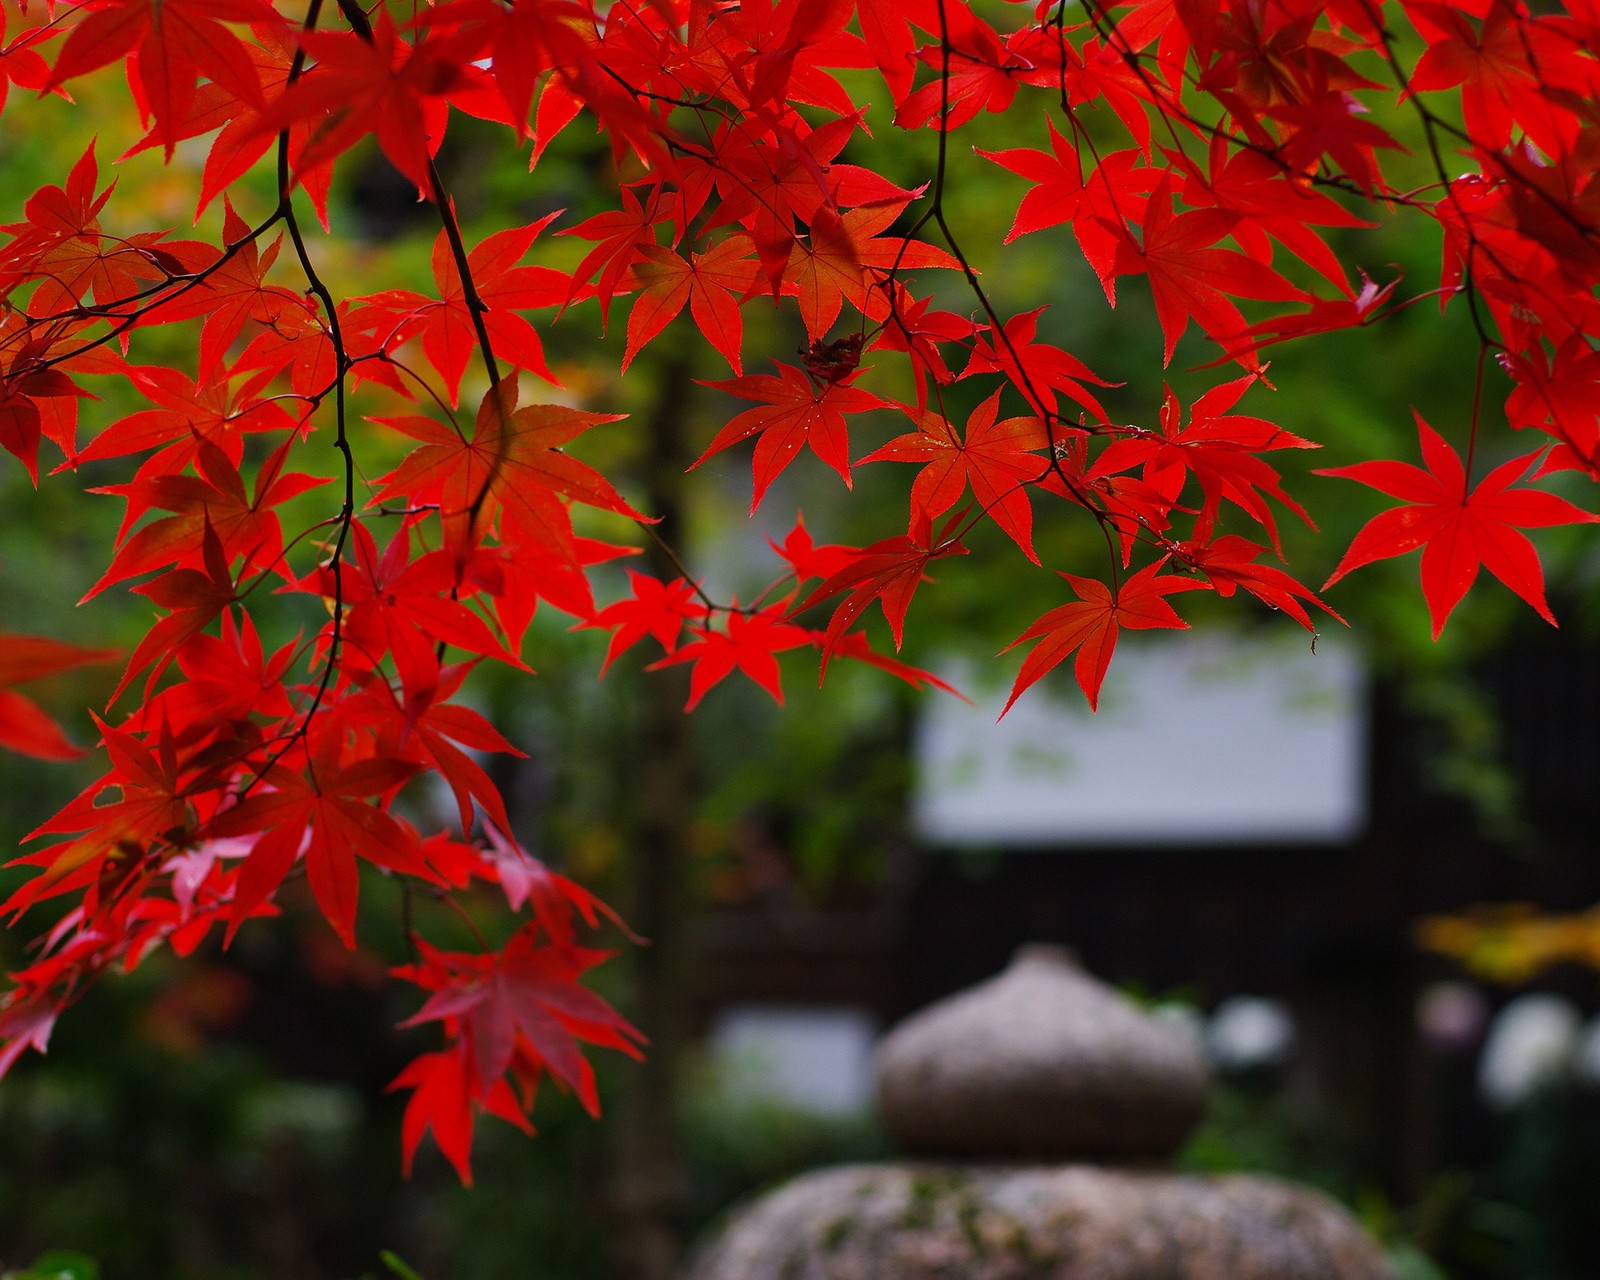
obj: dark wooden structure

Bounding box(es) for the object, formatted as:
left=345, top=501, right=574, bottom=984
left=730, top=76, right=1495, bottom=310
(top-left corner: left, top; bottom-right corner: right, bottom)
left=693, top=627, right=1600, bottom=1203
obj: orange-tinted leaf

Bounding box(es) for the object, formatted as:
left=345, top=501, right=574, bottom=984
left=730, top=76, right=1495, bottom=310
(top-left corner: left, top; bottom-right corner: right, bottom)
left=859, top=390, right=1049, bottom=561
left=695, top=362, right=890, bottom=509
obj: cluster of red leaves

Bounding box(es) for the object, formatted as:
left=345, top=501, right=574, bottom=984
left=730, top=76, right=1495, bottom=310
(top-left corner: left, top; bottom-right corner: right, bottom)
left=2, top=0, right=1599, bottom=1180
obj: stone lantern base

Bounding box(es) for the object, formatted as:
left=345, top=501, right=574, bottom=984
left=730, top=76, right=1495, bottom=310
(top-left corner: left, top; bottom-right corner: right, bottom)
left=685, top=1163, right=1395, bottom=1280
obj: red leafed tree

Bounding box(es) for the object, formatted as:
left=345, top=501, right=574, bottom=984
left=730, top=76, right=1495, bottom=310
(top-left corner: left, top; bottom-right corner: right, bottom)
left=2, top=0, right=1599, bottom=1185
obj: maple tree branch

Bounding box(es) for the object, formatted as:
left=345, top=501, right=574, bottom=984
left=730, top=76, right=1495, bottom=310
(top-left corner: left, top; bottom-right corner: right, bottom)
left=1054, top=0, right=1599, bottom=493
left=333, top=0, right=373, bottom=40
left=426, top=158, right=503, bottom=389
left=247, top=0, right=358, bottom=790
left=1467, top=343, right=1488, bottom=478
left=1336, top=0, right=1572, bottom=482
left=369, top=354, right=466, bottom=430
left=639, top=522, right=723, bottom=615
left=874, top=0, right=1128, bottom=560
left=272, top=252, right=351, bottom=587
left=33, top=215, right=285, bottom=371
left=233, top=513, right=346, bottom=606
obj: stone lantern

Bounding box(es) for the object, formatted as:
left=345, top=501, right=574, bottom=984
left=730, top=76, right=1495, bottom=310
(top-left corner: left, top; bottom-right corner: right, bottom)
left=685, top=946, right=1395, bottom=1280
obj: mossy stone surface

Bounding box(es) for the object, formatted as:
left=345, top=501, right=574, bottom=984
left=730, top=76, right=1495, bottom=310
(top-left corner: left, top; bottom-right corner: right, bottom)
left=683, top=1163, right=1395, bottom=1280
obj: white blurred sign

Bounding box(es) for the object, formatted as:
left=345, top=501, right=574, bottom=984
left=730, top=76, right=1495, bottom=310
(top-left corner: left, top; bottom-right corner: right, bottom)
left=914, top=632, right=1367, bottom=847
left=707, top=1005, right=878, bottom=1115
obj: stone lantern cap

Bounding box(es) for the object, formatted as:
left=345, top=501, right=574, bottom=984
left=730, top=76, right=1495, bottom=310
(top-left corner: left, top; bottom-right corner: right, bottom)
left=684, top=948, right=1395, bottom=1280
left=874, top=944, right=1210, bottom=1162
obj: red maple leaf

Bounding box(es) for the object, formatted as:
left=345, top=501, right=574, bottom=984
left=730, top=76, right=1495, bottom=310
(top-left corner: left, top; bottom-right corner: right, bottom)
left=859, top=390, right=1050, bottom=561
left=312, top=521, right=520, bottom=694
left=1233, top=270, right=1400, bottom=353
left=116, top=522, right=238, bottom=701
left=1502, top=334, right=1600, bottom=469
left=88, top=436, right=324, bottom=597
left=6, top=720, right=194, bottom=916
left=0, top=634, right=117, bottom=761
left=369, top=216, right=566, bottom=403
left=0, top=987, right=61, bottom=1080
left=1319, top=413, right=1600, bottom=636
left=0, top=364, right=84, bottom=482
left=1111, top=175, right=1307, bottom=368
left=869, top=282, right=979, bottom=406
left=388, top=1047, right=523, bottom=1185
left=583, top=571, right=708, bottom=674
left=673, top=0, right=860, bottom=120
left=462, top=535, right=634, bottom=653
left=346, top=659, right=526, bottom=840
left=419, top=0, right=592, bottom=132
left=769, top=514, right=859, bottom=583
left=648, top=603, right=813, bottom=710
left=1002, top=561, right=1203, bottom=714
left=248, top=15, right=461, bottom=194
left=72, top=363, right=297, bottom=473
left=208, top=745, right=424, bottom=948
left=143, top=202, right=308, bottom=379
left=854, top=0, right=939, bottom=103
left=801, top=506, right=970, bottom=658
left=192, top=27, right=338, bottom=224
left=560, top=186, right=662, bottom=326
left=895, top=7, right=1019, bottom=130
left=1267, top=89, right=1403, bottom=197
left=0, top=8, right=51, bottom=120
left=962, top=307, right=1114, bottom=422
left=625, top=236, right=758, bottom=375
left=979, top=145, right=1157, bottom=303
left=977, top=127, right=1155, bottom=284
left=706, top=111, right=915, bottom=286
left=1166, top=136, right=1375, bottom=291
left=46, top=0, right=281, bottom=152
left=781, top=204, right=958, bottom=341
left=1176, top=533, right=1340, bottom=629
left=376, top=379, right=641, bottom=559
left=823, top=630, right=968, bottom=699
left=399, top=927, right=643, bottom=1114
left=138, top=609, right=293, bottom=734
left=1408, top=0, right=1575, bottom=155
left=694, top=362, right=891, bottom=510
left=1092, top=378, right=1316, bottom=549
left=5, top=144, right=209, bottom=318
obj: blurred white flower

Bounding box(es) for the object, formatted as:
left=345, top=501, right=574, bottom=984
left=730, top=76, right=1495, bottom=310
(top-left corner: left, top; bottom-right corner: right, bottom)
left=1478, top=994, right=1580, bottom=1108
left=1207, top=996, right=1295, bottom=1072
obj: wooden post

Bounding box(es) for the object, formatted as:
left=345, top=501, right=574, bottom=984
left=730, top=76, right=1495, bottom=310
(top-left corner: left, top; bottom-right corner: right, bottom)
left=609, top=341, right=697, bottom=1280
